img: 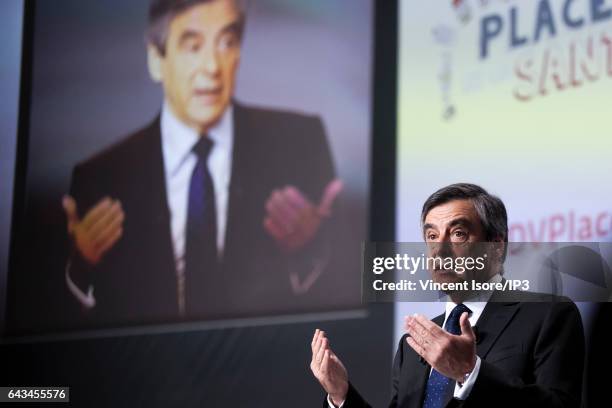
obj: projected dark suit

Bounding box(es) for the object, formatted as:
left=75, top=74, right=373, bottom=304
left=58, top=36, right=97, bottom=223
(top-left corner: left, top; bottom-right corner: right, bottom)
left=67, top=102, right=336, bottom=327
left=336, top=291, right=584, bottom=408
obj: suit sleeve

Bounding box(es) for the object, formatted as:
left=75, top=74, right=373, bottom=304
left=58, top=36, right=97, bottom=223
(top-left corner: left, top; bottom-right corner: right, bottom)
left=321, top=335, right=406, bottom=408
left=287, top=115, right=337, bottom=293
left=285, top=115, right=335, bottom=222
left=465, top=301, right=584, bottom=408
left=387, top=334, right=406, bottom=408
left=308, top=116, right=335, bottom=199
left=64, top=163, right=97, bottom=305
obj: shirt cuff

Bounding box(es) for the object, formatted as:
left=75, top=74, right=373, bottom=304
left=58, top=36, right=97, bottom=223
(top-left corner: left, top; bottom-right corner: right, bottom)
left=327, top=394, right=345, bottom=408
left=453, top=355, right=481, bottom=400
left=65, top=261, right=96, bottom=309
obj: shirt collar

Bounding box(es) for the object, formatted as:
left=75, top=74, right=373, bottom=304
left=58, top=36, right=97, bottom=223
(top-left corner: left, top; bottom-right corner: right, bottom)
left=445, top=273, right=502, bottom=318
left=161, top=101, right=233, bottom=176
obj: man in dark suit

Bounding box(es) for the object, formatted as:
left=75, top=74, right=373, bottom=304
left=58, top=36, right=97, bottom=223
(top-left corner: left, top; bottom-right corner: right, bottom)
left=311, top=183, right=584, bottom=408
left=61, top=0, right=342, bottom=326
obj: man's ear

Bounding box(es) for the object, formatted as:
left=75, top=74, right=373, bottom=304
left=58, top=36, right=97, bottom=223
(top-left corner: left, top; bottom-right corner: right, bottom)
left=147, top=44, right=163, bottom=83
left=492, top=236, right=506, bottom=261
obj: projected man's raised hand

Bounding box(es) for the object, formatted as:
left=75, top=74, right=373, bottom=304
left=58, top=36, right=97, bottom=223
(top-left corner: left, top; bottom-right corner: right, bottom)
left=62, top=195, right=125, bottom=265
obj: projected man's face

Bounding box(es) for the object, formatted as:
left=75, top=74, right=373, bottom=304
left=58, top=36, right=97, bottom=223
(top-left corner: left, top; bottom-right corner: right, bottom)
left=151, top=0, right=242, bottom=132
left=422, top=199, right=491, bottom=287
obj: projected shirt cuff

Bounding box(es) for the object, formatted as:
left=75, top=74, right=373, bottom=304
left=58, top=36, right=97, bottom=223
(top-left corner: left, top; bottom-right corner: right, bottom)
left=65, top=263, right=96, bottom=309
left=327, top=394, right=345, bottom=408
left=454, top=356, right=481, bottom=400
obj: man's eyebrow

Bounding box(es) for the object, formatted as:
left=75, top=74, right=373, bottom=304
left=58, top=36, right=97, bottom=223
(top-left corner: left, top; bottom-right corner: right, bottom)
left=177, top=29, right=202, bottom=44
left=448, top=217, right=474, bottom=229
left=218, top=20, right=243, bottom=37
left=423, top=223, right=436, bottom=231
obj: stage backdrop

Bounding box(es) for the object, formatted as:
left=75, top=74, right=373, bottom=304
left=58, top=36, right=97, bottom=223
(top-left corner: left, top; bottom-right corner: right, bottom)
left=395, top=0, right=612, bottom=342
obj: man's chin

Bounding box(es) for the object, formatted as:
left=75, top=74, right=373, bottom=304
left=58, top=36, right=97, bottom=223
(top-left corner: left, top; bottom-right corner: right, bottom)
left=188, top=106, right=226, bottom=131
left=431, top=270, right=464, bottom=285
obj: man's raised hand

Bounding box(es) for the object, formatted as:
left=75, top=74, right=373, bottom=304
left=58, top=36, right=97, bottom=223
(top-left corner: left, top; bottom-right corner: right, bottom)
left=310, top=329, right=349, bottom=407
left=405, top=313, right=477, bottom=382
left=264, top=179, right=343, bottom=252
left=62, top=195, right=125, bottom=265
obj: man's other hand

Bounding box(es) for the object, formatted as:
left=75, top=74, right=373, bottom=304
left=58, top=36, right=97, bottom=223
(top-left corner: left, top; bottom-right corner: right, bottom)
left=264, top=179, right=343, bottom=252
left=405, top=313, right=477, bottom=382
left=62, top=195, right=124, bottom=265
left=310, top=329, right=349, bottom=407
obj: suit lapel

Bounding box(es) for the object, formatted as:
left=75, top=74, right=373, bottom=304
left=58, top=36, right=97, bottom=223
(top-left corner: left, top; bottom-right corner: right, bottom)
left=223, top=103, right=255, bottom=261
left=136, top=116, right=176, bottom=301
left=143, top=116, right=172, bottom=231
left=474, top=291, right=520, bottom=358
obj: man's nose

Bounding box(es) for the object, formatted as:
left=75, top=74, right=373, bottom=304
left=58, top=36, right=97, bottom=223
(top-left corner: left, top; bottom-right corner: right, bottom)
left=428, top=236, right=454, bottom=258
left=197, top=45, right=220, bottom=76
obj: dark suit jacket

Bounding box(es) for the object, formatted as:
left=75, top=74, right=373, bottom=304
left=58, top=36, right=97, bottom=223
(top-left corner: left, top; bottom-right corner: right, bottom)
left=67, top=102, right=336, bottom=327
left=337, top=291, right=584, bottom=408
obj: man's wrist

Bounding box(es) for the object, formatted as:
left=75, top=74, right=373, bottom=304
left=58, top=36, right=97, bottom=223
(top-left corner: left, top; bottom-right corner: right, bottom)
left=329, top=384, right=348, bottom=407
left=457, top=353, right=477, bottom=383
left=329, top=394, right=345, bottom=407
left=453, top=356, right=481, bottom=400
left=457, top=371, right=471, bottom=386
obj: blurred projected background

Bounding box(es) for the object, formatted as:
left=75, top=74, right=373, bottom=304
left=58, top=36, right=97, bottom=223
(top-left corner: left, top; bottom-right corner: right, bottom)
left=395, top=0, right=612, bottom=341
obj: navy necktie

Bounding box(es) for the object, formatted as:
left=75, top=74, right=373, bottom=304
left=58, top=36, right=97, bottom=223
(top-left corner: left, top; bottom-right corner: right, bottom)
left=183, top=136, right=218, bottom=317
left=422, top=303, right=472, bottom=408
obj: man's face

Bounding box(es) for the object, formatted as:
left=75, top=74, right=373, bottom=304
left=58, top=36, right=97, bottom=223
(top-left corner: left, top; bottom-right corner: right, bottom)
left=423, top=199, right=492, bottom=288
left=153, top=0, right=242, bottom=132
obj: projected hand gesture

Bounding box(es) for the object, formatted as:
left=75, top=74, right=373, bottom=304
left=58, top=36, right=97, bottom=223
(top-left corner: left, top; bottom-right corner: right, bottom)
left=263, top=179, right=343, bottom=252
left=62, top=195, right=125, bottom=265
left=310, top=329, right=348, bottom=407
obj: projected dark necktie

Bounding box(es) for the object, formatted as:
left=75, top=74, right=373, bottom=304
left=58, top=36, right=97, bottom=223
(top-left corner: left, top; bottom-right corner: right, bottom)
left=422, top=303, right=472, bottom=408
left=183, top=135, right=218, bottom=317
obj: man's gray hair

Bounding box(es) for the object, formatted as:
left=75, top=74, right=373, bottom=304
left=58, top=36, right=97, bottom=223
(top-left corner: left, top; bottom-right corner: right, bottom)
left=146, top=0, right=248, bottom=56
left=421, top=183, right=509, bottom=261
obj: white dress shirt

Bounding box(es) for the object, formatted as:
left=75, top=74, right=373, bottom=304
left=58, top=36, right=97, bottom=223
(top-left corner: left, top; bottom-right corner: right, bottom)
left=161, top=101, right=233, bottom=267
left=327, top=273, right=503, bottom=408
left=66, top=102, right=234, bottom=310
